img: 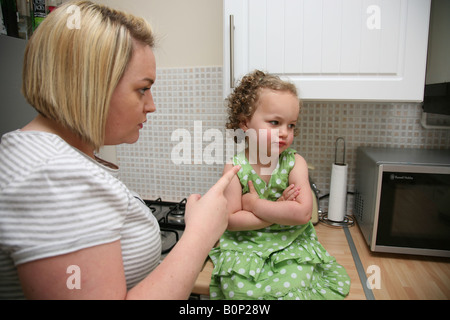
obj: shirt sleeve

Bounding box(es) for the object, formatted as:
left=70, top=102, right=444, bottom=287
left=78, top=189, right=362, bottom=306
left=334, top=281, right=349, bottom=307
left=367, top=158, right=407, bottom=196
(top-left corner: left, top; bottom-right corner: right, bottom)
left=0, top=154, right=128, bottom=266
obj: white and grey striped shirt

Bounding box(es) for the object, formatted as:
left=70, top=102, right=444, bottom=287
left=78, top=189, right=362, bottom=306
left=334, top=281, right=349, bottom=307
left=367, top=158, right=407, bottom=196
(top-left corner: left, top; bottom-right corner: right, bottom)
left=0, top=131, right=161, bottom=299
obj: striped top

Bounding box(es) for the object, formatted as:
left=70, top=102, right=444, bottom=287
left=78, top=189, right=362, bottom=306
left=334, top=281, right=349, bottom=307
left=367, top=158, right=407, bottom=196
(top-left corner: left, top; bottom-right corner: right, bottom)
left=0, top=131, right=161, bottom=299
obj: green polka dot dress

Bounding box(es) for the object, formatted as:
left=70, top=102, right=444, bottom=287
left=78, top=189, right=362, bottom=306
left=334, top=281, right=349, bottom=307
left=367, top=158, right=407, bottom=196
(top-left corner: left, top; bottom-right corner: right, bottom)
left=209, top=148, right=351, bottom=300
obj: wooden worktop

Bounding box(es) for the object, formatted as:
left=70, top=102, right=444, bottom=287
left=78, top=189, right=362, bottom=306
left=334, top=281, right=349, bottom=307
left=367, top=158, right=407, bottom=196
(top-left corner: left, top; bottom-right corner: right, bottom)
left=192, top=259, right=214, bottom=296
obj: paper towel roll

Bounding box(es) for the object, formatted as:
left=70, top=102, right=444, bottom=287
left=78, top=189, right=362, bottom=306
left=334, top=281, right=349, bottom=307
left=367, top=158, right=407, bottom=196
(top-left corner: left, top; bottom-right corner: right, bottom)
left=328, top=163, right=348, bottom=222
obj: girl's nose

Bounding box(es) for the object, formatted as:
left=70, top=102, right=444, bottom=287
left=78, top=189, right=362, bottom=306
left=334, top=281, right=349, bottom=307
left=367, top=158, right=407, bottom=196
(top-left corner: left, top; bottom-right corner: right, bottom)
left=279, top=125, right=288, bottom=137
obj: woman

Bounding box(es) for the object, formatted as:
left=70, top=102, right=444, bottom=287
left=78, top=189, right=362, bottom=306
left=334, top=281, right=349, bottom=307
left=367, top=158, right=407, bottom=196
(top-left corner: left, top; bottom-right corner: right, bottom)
left=0, top=0, right=238, bottom=300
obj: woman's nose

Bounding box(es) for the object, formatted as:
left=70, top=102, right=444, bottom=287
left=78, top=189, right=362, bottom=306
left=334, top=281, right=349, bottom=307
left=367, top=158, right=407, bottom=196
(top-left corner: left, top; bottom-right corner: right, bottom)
left=145, top=93, right=156, bottom=113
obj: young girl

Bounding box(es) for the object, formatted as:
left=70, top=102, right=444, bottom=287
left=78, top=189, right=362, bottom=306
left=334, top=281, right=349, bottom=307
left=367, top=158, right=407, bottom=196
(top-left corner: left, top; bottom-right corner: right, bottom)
left=209, top=70, right=351, bottom=300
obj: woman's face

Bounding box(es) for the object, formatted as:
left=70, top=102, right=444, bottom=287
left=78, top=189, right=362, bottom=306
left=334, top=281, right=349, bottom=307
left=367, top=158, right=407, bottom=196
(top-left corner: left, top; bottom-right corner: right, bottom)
left=104, top=41, right=157, bottom=146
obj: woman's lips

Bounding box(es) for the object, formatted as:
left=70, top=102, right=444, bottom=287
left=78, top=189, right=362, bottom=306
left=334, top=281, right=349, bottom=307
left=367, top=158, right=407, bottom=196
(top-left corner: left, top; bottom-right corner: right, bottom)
left=139, top=120, right=147, bottom=129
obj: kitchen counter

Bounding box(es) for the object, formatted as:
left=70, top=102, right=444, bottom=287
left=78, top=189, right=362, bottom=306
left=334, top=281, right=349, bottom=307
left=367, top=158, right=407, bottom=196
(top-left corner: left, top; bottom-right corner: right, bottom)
left=192, top=259, right=214, bottom=296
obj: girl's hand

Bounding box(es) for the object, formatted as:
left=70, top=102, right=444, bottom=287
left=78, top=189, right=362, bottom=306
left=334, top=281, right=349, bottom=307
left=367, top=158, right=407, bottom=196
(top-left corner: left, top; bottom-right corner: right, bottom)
left=277, top=184, right=300, bottom=202
left=242, top=180, right=260, bottom=212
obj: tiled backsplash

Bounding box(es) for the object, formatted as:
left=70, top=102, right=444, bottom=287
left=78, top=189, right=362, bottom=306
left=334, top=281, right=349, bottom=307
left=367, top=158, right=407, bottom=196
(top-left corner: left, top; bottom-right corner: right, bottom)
left=117, top=67, right=450, bottom=213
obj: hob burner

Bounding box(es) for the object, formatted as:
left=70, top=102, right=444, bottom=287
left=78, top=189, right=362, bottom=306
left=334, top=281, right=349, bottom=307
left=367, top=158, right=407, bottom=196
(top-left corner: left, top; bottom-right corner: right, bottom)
left=144, top=198, right=187, bottom=256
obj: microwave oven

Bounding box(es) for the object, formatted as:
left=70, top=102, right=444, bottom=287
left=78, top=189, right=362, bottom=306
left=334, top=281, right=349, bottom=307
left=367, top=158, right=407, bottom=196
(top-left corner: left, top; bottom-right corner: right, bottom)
left=354, top=147, right=450, bottom=257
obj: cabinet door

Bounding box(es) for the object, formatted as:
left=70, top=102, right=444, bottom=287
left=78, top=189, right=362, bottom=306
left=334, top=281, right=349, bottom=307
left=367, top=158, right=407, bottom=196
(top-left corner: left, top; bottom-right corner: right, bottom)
left=224, top=0, right=431, bottom=102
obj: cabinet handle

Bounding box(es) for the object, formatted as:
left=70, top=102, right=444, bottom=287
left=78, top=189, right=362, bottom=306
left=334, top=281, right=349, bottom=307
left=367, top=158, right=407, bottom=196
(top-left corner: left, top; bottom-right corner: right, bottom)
left=229, top=15, right=235, bottom=88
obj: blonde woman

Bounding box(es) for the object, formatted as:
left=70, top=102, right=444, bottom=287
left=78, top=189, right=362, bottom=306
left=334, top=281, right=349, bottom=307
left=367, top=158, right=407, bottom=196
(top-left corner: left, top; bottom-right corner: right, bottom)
left=0, top=0, right=238, bottom=300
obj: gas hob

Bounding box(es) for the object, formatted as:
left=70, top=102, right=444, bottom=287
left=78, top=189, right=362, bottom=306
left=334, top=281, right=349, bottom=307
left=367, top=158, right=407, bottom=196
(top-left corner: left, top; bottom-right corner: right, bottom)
left=144, top=198, right=187, bottom=255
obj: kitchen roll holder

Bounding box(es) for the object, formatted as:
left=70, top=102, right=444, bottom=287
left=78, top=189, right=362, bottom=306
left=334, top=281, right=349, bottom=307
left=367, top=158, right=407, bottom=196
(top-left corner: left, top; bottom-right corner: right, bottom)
left=319, top=137, right=354, bottom=227
left=334, top=137, right=346, bottom=166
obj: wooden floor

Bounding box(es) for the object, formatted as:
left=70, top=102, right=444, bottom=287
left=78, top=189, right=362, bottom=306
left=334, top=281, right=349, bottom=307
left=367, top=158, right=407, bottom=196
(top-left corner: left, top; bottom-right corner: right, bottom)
left=193, top=221, right=450, bottom=300
left=316, top=222, right=450, bottom=300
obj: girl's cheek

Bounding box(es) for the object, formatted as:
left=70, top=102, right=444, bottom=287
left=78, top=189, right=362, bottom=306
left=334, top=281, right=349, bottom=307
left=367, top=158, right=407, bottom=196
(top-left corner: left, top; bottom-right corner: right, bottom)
left=268, top=128, right=278, bottom=141
left=288, top=132, right=294, bottom=143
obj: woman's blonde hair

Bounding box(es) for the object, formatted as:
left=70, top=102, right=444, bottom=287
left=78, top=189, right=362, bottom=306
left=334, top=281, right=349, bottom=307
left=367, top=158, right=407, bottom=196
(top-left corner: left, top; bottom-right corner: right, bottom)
left=226, top=70, right=301, bottom=136
left=22, top=0, right=155, bottom=150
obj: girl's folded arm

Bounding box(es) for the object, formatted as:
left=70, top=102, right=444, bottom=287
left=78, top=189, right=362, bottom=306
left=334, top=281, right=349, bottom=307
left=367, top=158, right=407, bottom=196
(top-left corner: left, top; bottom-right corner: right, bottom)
left=244, top=154, right=313, bottom=226
left=222, top=164, right=273, bottom=231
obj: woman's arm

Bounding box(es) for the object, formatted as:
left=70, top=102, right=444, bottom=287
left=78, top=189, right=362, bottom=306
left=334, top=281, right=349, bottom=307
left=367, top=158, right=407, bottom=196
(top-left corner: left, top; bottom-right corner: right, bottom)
left=17, top=166, right=240, bottom=300
left=18, top=234, right=214, bottom=300
left=242, top=154, right=313, bottom=226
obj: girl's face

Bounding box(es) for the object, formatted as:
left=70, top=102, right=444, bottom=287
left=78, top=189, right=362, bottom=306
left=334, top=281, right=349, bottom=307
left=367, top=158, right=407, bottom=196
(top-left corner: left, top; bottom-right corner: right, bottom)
left=241, top=89, right=299, bottom=156
left=104, top=41, right=157, bottom=146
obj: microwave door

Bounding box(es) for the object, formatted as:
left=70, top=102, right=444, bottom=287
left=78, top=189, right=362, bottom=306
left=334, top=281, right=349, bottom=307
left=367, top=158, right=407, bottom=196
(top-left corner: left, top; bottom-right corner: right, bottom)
left=374, top=165, right=450, bottom=257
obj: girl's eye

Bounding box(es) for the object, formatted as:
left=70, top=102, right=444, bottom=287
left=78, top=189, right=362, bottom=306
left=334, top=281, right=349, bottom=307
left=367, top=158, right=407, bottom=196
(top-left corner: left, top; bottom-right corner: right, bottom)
left=269, top=120, right=279, bottom=125
left=288, top=124, right=296, bottom=129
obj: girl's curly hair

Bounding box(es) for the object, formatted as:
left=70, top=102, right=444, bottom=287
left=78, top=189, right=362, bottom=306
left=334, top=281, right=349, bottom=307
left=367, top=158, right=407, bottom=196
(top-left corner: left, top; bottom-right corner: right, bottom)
left=226, top=70, right=301, bottom=136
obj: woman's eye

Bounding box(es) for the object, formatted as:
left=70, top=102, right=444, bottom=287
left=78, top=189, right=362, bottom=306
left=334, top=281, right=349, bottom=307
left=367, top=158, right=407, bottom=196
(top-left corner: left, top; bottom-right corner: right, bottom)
left=139, top=88, right=150, bottom=95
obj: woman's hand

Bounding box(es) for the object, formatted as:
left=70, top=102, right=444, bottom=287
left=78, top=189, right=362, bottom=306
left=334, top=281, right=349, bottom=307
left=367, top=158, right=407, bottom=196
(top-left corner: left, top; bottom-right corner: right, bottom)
left=183, top=165, right=241, bottom=249
left=277, top=184, right=300, bottom=202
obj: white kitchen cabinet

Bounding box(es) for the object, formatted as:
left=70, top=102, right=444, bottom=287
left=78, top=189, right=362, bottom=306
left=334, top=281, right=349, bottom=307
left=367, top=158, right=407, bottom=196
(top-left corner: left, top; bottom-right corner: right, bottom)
left=223, top=0, right=431, bottom=102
